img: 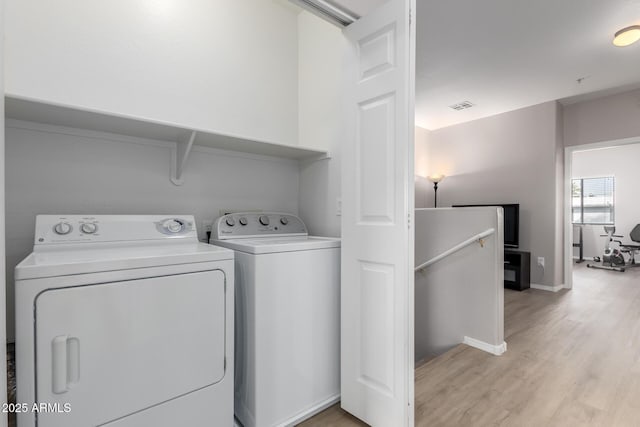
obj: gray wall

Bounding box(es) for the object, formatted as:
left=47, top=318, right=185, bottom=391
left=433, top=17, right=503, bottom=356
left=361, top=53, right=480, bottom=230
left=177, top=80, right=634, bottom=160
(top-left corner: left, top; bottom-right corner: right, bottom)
left=554, top=106, right=565, bottom=288
left=414, top=127, right=431, bottom=209
left=417, top=102, right=564, bottom=287
left=564, top=88, right=640, bottom=147
left=414, top=208, right=504, bottom=363
left=5, top=121, right=300, bottom=342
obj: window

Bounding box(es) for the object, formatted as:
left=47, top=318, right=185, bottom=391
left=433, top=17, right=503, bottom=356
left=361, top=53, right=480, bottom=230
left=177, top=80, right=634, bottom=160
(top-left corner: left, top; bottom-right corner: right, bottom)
left=572, top=177, right=614, bottom=224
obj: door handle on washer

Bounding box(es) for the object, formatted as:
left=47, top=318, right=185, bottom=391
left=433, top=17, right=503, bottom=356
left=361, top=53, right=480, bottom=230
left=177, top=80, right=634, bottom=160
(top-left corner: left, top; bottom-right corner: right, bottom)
left=52, top=335, right=80, bottom=394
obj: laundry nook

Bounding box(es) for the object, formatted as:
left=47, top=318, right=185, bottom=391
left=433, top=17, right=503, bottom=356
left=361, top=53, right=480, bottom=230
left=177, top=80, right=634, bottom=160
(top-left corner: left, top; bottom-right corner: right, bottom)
left=2, top=1, right=640, bottom=427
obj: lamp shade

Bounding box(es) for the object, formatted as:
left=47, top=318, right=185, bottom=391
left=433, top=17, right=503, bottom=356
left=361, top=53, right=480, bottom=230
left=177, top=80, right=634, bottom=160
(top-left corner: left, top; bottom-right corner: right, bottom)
left=428, top=174, right=445, bottom=184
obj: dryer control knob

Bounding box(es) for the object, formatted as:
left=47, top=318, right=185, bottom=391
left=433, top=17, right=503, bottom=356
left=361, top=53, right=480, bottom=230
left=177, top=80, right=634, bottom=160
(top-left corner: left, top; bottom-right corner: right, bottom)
left=53, top=222, right=72, bottom=235
left=225, top=217, right=236, bottom=227
left=239, top=217, right=248, bottom=226
left=163, top=219, right=183, bottom=233
left=80, top=223, right=98, bottom=234
left=280, top=217, right=289, bottom=225
left=259, top=215, right=270, bottom=226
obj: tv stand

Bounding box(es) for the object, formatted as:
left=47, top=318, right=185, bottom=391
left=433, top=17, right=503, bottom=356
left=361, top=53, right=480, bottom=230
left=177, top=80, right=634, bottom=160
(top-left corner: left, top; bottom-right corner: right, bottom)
left=504, top=249, right=530, bottom=291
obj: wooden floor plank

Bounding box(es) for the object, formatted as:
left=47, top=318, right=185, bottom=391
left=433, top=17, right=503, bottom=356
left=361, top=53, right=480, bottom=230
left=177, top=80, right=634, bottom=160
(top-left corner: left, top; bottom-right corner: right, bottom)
left=301, top=264, right=640, bottom=426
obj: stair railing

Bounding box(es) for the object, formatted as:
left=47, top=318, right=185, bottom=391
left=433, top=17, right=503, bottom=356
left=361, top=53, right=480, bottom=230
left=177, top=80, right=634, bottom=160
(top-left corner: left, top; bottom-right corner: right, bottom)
left=415, top=228, right=496, bottom=273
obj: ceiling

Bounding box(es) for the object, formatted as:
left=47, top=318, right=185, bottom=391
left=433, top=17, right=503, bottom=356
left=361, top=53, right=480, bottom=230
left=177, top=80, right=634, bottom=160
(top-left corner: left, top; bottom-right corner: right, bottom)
left=414, top=0, right=640, bottom=130
left=331, top=0, right=640, bottom=131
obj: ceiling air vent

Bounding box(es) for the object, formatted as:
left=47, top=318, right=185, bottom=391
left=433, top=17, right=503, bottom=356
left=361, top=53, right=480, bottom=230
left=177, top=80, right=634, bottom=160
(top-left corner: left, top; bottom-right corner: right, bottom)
left=449, top=101, right=475, bottom=111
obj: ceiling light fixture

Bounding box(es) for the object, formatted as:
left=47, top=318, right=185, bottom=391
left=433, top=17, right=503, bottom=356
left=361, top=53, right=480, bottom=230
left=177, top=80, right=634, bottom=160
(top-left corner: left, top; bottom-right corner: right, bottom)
left=613, top=25, right=640, bottom=47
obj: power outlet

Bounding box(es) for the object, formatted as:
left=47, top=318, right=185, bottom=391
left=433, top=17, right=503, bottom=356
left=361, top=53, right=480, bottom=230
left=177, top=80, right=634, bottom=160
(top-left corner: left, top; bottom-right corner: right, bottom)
left=202, top=220, right=213, bottom=233
left=537, top=257, right=545, bottom=268
left=336, top=197, right=342, bottom=216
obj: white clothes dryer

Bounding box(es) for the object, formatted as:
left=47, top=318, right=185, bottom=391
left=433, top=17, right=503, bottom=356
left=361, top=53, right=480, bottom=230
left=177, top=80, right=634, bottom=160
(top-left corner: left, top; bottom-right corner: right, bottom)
left=15, top=215, right=234, bottom=427
left=210, top=212, right=340, bottom=427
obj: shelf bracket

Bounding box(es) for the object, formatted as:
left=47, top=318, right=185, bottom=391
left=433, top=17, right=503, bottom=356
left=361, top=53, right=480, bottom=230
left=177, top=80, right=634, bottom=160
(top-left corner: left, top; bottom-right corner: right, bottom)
left=299, top=152, right=332, bottom=167
left=171, top=130, right=197, bottom=186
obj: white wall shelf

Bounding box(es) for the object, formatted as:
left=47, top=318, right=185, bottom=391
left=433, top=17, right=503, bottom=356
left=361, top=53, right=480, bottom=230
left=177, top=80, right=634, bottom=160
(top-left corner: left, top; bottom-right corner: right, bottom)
left=5, top=96, right=330, bottom=185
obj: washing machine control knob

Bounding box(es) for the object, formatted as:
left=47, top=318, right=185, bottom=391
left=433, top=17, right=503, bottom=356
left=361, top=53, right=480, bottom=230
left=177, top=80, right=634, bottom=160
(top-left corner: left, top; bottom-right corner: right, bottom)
left=280, top=217, right=289, bottom=225
left=53, top=222, right=72, bottom=235
left=225, top=217, right=236, bottom=227
left=239, top=217, right=248, bottom=226
left=163, top=219, right=183, bottom=233
left=259, top=215, right=270, bottom=226
left=80, top=223, right=98, bottom=234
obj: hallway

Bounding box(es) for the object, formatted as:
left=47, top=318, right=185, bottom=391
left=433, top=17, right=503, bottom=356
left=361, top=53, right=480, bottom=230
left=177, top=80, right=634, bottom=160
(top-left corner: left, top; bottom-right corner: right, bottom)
left=302, top=264, right=640, bottom=426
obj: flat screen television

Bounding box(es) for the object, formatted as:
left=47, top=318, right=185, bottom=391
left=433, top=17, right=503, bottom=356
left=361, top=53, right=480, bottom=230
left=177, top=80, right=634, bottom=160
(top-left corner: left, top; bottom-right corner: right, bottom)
left=452, top=203, right=520, bottom=248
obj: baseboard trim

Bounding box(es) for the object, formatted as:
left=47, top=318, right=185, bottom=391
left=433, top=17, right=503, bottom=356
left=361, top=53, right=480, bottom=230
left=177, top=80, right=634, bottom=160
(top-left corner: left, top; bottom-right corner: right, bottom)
left=235, top=394, right=340, bottom=427
left=463, top=336, right=507, bottom=356
left=276, top=394, right=341, bottom=427
left=530, top=283, right=564, bottom=293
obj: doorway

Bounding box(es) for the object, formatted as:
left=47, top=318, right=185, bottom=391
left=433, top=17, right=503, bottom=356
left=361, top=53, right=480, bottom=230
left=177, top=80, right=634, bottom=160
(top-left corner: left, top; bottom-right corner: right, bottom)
left=564, top=138, right=640, bottom=288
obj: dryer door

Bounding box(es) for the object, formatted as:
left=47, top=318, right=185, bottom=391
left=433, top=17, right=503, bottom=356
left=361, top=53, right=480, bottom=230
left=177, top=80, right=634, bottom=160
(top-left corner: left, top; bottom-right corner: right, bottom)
left=34, top=270, right=226, bottom=427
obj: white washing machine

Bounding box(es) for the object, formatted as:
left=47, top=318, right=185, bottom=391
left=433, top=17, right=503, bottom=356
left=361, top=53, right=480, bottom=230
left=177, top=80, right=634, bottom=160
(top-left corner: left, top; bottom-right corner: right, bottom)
left=15, top=215, right=234, bottom=427
left=210, top=212, right=340, bottom=427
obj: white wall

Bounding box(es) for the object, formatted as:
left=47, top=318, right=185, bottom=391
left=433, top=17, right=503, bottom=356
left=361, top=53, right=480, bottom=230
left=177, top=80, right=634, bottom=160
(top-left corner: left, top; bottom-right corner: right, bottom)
left=419, top=102, right=564, bottom=286
left=564, top=89, right=640, bottom=147
left=572, top=143, right=640, bottom=259
left=5, top=0, right=300, bottom=146
left=5, top=121, right=300, bottom=342
left=297, top=11, right=345, bottom=237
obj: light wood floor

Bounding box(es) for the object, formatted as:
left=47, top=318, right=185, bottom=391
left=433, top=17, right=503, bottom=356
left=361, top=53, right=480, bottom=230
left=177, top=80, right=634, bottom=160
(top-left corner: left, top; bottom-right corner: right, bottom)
left=300, top=264, right=640, bottom=426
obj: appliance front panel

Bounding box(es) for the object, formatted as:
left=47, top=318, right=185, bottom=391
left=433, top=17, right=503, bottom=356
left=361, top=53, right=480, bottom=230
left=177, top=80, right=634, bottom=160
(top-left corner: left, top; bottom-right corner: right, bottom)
left=213, top=212, right=307, bottom=240
left=234, top=248, right=341, bottom=426
left=34, top=215, right=197, bottom=246
left=34, top=270, right=226, bottom=427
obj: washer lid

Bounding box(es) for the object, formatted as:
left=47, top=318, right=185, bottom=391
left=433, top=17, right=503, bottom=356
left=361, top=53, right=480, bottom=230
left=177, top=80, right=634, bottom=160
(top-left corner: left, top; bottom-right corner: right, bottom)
left=15, top=242, right=233, bottom=280
left=211, top=236, right=340, bottom=254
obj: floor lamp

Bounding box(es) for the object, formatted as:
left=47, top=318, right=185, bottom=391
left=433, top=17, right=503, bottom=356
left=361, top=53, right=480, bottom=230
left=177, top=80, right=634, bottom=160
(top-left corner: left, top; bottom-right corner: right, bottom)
left=428, top=175, right=445, bottom=208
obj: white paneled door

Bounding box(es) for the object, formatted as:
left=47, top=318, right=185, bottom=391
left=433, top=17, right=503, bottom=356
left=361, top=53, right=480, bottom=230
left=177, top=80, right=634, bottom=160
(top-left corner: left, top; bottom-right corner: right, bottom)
left=341, top=0, right=415, bottom=426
